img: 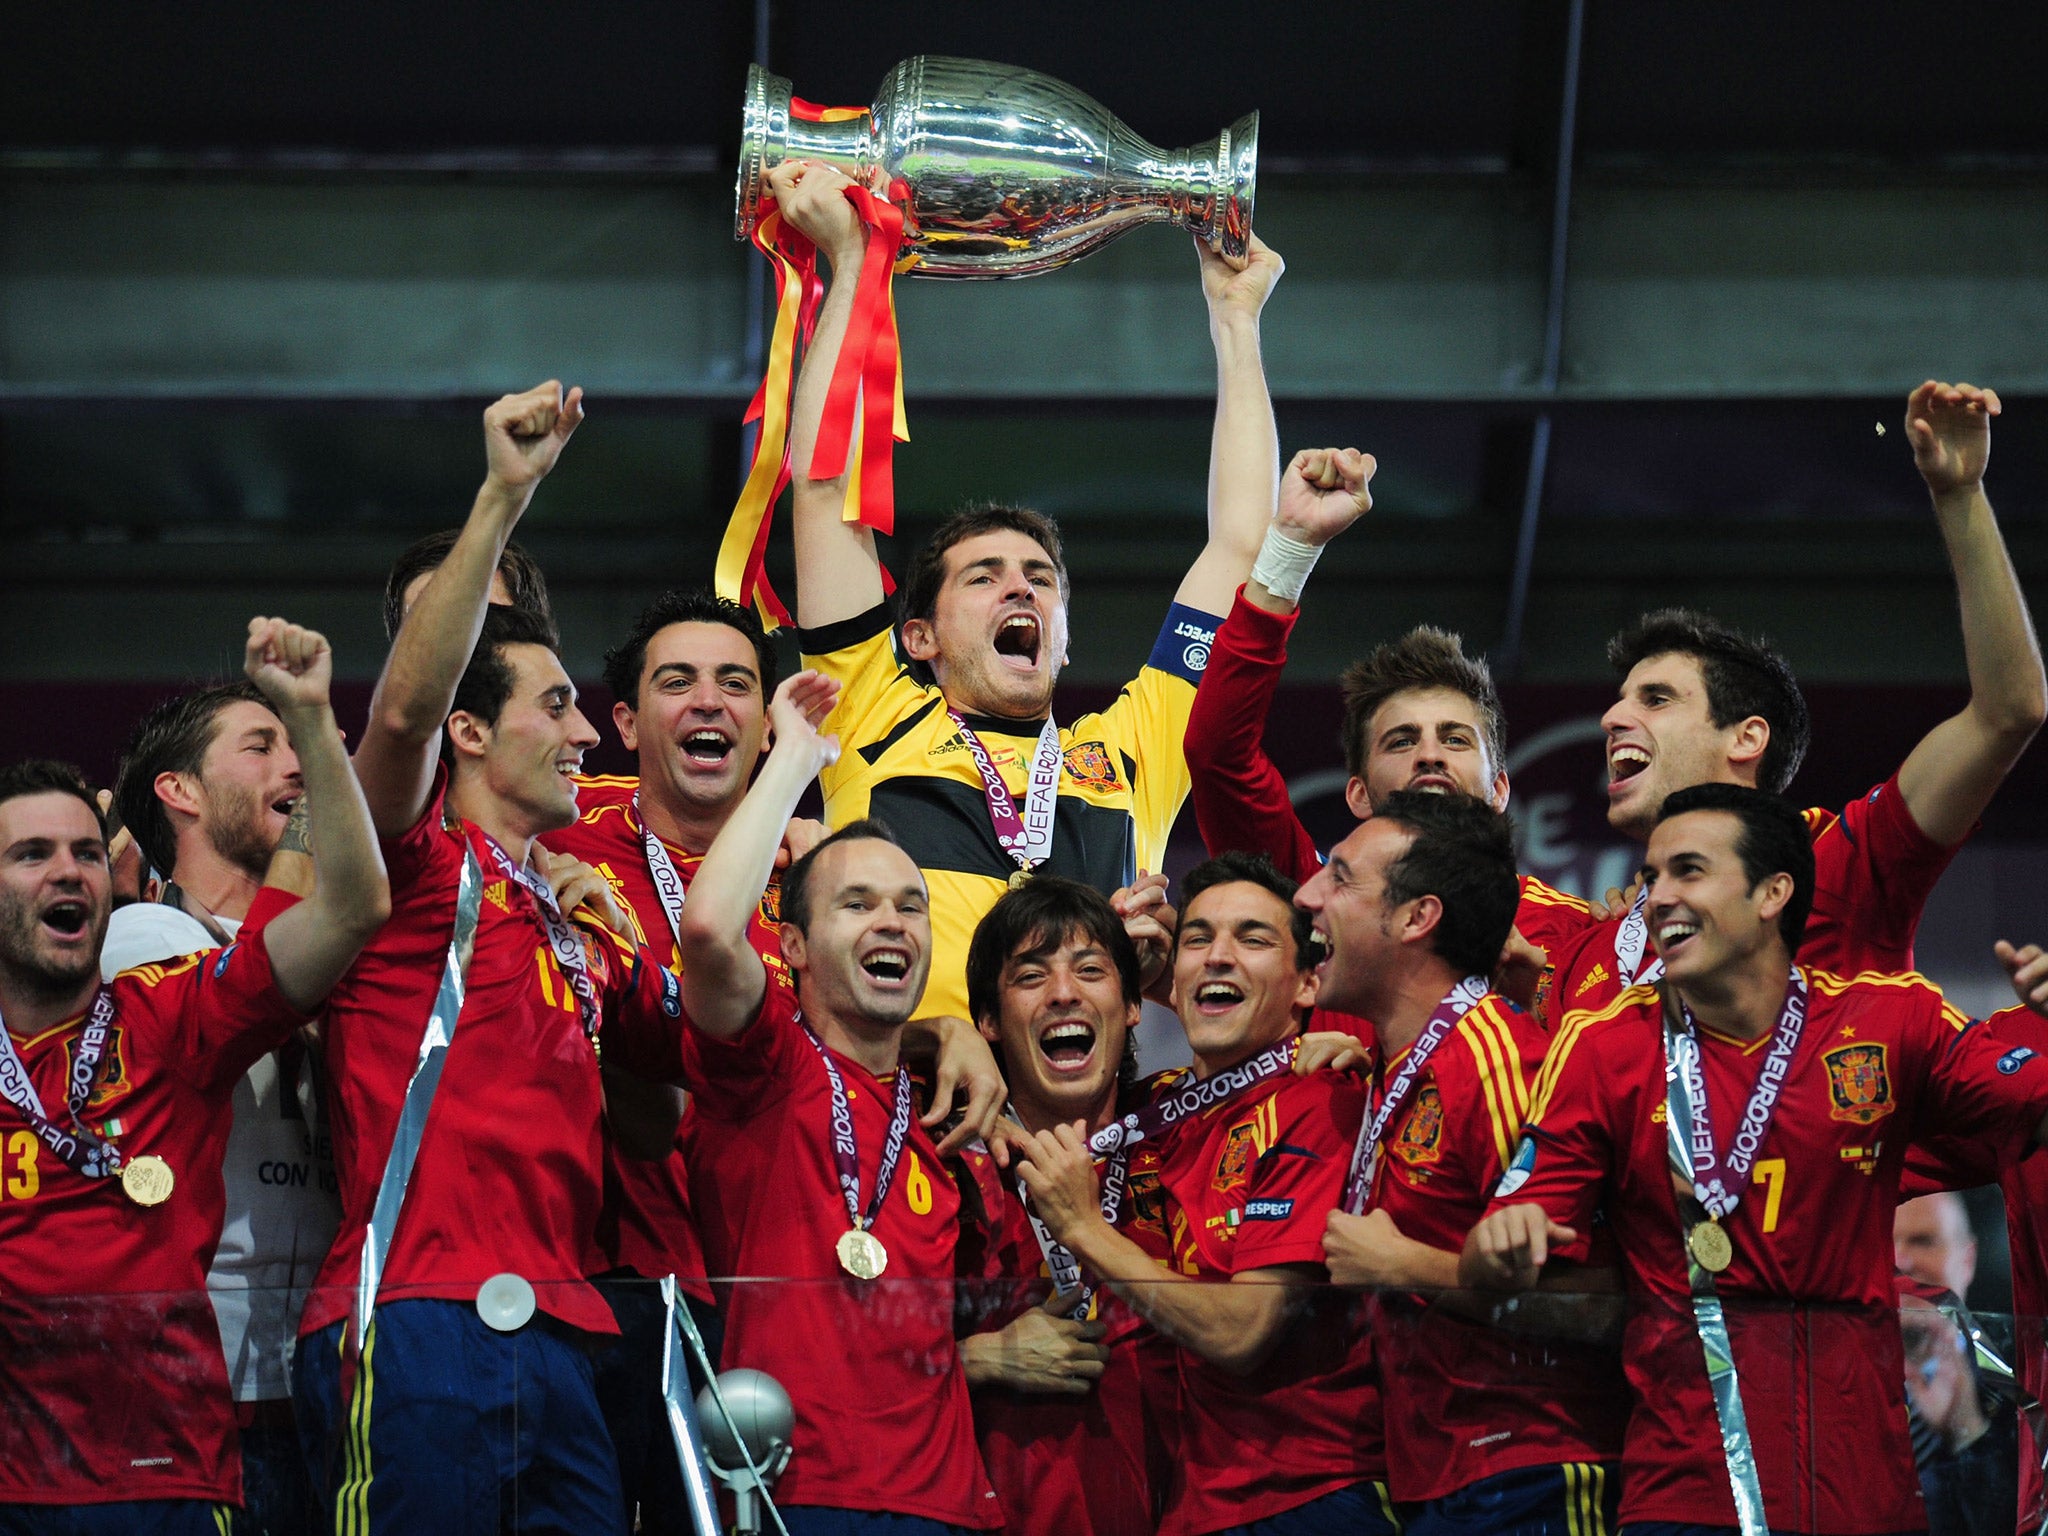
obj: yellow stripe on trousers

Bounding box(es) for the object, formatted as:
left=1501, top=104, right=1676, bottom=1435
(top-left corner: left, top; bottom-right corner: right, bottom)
left=334, top=1321, right=378, bottom=1536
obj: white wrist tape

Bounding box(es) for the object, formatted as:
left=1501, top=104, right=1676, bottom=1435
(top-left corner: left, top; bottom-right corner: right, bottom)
left=1249, top=524, right=1324, bottom=604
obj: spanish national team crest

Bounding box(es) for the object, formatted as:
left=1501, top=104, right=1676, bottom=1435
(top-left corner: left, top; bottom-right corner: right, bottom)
left=1212, top=1099, right=1278, bottom=1193
left=759, top=882, right=782, bottom=926
left=1213, top=1121, right=1258, bottom=1192
left=1391, top=1084, right=1444, bottom=1166
left=1062, top=740, right=1118, bottom=793
left=1823, top=1042, right=1895, bottom=1125
left=1126, top=1164, right=1166, bottom=1238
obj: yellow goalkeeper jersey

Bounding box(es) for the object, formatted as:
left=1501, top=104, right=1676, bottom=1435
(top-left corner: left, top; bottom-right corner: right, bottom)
left=800, top=599, right=1221, bottom=1021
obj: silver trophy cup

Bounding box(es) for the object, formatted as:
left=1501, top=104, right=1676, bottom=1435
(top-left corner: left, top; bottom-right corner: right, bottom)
left=734, top=55, right=1257, bottom=278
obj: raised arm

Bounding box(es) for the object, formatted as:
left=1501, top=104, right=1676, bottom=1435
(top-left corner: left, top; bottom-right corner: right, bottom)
left=1014, top=1122, right=1310, bottom=1376
left=1186, top=448, right=1375, bottom=877
left=1895, top=381, right=2046, bottom=846
left=352, top=381, right=584, bottom=834
left=1173, top=234, right=1285, bottom=615
left=770, top=162, right=889, bottom=630
left=671, top=671, right=840, bottom=1038
left=241, top=619, right=390, bottom=1012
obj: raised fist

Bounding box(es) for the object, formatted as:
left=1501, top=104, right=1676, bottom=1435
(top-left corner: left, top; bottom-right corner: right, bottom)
left=1906, top=379, right=1999, bottom=498
left=244, top=617, right=333, bottom=712
left=1276, top=447, right=1376, bottom=546
left=483, top=380, right=586, bottom=494
left=765, top=161, right=869, bottom=265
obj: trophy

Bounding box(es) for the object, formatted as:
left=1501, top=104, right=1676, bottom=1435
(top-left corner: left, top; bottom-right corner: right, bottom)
left=734, top=55, right=1258, bottom=278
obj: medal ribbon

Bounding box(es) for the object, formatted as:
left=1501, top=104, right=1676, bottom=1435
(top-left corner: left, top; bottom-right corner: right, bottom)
left=1009, top=1106, right=1134, bottom=1309
left=800, top=1025, right=913, bottom=1234
left=1660, top=986, right=1772, bottom=1536
left=1615, top=887, right=1665, bottom=989
left=1342, top=975, right=1491, bottom=1215
left=479, top=833, right=602, bottom=1043
left=947, top=711, right=1063, bottom=874
left=633, top=792, right=690, bottom=952
left=1089, top=1038, right=1296, bottom=1158
left=1672, top=966, right=1808, bottom=1219
left=0, top=988, right=122, bottom=1180
left=722, top=121, right=910, bottom=632
left=354, top=840, right=484, bottom=1357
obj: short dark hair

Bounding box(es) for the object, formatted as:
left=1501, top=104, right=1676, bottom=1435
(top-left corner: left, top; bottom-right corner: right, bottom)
left=1340, top=626, right=1506, bottom=783
left=898, top=503, right=1070, bottom=663
left=113, top=681, right=270, bottom=877
left=1608, top=608, right=1810, bottom=795
left=601, top=590, right=778, bottom=711
left=965, top=875, right=1143, bottom=1029
left=780, top=818, right=912, bottom=935
left=444, top=604, right=566, bottom=762
left=0, top=760, right=105, bottom=837
left=383, top=530, right=553, bottom=641
left=1657, top=782, right=1815, bottom=953
left=1178, top=850, right=1317, bottom=970
left=1370, top=790, right=1521, bottom=978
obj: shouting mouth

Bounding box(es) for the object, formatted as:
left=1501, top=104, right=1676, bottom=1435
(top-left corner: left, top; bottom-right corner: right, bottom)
left=1193, top=979, right=1246, bottom=1017
left=1608, top=744, right=1651, bottom=792
left=1037, top=1018, right=1099, bottom=1076
left=992, top=612, right=1042, bottom=673
left=679, top=728, right=736, bottom=772
left=41, top=899, right=91, bottom=943
left=859, top=947, right=914, bottom=991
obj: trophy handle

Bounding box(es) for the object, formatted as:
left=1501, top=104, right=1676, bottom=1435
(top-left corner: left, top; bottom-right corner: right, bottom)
left=1204, top=110, right=1259, bottom=262
left=734, top=63, right=879, bottom=240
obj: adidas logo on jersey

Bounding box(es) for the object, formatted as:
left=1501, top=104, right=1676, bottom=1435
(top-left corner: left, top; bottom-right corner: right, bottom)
left=1574, top=963, right=1611, bottom=997
left=483, top=880, right=510, bottom=913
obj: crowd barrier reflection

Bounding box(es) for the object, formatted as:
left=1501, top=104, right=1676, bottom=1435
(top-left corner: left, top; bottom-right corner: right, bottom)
left=7, top=1277, right=2039, bottom=1534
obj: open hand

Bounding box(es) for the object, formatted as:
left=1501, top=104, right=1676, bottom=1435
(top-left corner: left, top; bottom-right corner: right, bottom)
left=244, top=617, right=333, bottom=713
left=1907, top=379, right=1999, bottom=497
left=922, top=1016, right=1007, bottom=1156
left=767, top=670, right=842, bottom=776
left=1275, top=448, right=1375, bottom=546
left=1294, top=1029, right=1370, bottom=1076
left=484, top=380, right=585, bottom=494
left=965, top=1289, right=1110, bottom=1396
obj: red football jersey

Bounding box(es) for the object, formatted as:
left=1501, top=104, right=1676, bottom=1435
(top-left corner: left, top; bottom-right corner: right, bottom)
left=303, top=777, right=688, bottom=1341
left=1364, top=994, right=1626, bottom=1503
left=952, top=1142, right=1158, bottom=1536
left=1153, top=1068, right=1381, bottom=1536
left=1507, top=970, right=2048, bottom=1533
left=0, top=929, right=306, bottom=1505
left=1542, top=774, right=1957, bottom=1026
left=543, top=777, right=794, bottom=1300
left=682, top=983, right=1001, bottom=1528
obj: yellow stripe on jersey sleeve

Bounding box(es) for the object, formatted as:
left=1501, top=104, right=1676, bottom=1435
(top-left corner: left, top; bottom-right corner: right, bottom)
left=1457, top=1015, right=1520, bottom=1172
left=1527, top=986, right=1653, bottom=1123
left=1518, top=875, right=1594, bottom=916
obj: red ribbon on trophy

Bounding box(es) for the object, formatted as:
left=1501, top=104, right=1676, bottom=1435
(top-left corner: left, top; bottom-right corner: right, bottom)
left=717, top=98, right=909, bottom=630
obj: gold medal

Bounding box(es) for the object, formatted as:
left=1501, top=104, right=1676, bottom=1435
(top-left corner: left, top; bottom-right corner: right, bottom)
left=1687, top=1218, right=1733, bottom=1274
left=120, top=1155, right=175, bottom=1208
left=836, top=1226, right=889, bottom=1280
left=1007, top=868, right=1032, bottom=890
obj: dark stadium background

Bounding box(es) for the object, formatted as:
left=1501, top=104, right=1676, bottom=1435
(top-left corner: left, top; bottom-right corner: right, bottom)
left=5, top=0, right=2045, bottom=1302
